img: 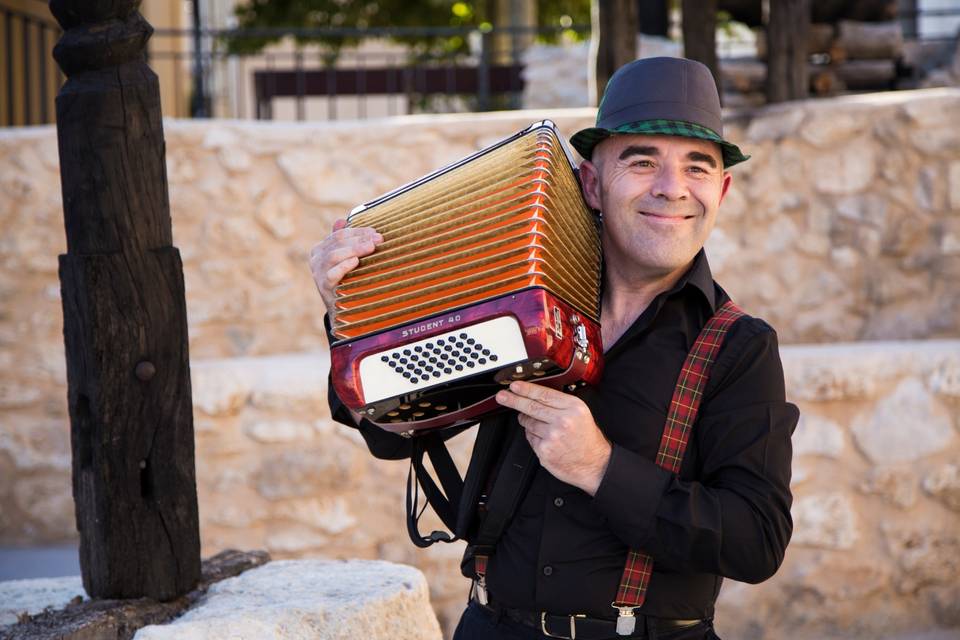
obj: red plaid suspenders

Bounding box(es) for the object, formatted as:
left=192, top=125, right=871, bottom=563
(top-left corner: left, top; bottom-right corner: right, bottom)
left=611, top=300, right=745, bottom=633
left=472, top=300, right=745, bottom=634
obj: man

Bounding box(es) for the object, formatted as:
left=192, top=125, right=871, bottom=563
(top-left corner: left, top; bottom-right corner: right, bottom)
left=310, top=57, right=797, bottom=640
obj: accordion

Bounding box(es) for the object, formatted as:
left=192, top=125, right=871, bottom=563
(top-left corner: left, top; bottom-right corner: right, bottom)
left=329, top=121, right=603, bottom=434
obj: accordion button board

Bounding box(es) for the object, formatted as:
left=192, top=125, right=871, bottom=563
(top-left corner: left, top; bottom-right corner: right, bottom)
left=328, top=121, right=604, bottom=434
left=358, top=316, right=527, bottom=404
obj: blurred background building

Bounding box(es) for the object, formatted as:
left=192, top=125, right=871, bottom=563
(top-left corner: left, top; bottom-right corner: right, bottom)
left=2, top=0, right=960, bottom=126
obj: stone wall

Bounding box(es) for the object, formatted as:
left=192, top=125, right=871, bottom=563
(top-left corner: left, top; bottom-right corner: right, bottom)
left=1, top=89, right=960, bottom=638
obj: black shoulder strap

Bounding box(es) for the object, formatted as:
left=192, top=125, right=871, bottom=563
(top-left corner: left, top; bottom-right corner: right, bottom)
left=472, top=425, right=537, bottom=549
left=406, top=431, right=463, bottom=547
left=405, top=414, right=538, bottom=550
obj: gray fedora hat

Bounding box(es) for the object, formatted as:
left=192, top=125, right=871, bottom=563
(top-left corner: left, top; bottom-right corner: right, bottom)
left=570, top=57, right=749, bottom=167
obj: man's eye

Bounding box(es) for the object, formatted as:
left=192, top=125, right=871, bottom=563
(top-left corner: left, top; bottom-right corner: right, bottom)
left=688, top=166, right=707, bottom=173
left=631, top=159, right=654, bottom=168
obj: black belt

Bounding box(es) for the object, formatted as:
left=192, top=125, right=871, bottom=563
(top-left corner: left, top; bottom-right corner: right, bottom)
left=471, top=591, right=705, bottom=639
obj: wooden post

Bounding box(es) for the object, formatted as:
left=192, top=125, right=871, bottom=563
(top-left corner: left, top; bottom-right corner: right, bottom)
left=682, top=0, right=721, bottom=103
left=589, top=0, right=638, bottom=105
left=766, top=0, right=811, bottom=103
left=49, top=0, right=201, bottom=601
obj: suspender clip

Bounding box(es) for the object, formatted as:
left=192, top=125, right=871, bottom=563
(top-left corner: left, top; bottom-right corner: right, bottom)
left=472, top=575, right=488, bottom=606
left=612, top=605, right=638, bottom=636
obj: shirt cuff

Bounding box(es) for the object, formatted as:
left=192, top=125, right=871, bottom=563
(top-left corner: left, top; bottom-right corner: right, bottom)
left=592, top=443, right=672, bottom=550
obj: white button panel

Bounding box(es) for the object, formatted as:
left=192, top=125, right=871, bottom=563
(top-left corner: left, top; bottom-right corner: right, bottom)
left=358, top=315, right=529, bottom=404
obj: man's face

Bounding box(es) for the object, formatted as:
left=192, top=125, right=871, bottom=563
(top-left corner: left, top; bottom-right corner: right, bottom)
left=579, top=133, right=732, bottom=280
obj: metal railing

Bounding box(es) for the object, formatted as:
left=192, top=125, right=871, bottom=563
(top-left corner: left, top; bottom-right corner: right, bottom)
left=2, top=3, right=959, bottom=127
left=148, top=24, right=589, bottom=121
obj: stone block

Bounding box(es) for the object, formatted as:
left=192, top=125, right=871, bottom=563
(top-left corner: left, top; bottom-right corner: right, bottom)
left=273, top=497, right=358, bottom=535
left=902, top=95, right=960, bottom=128
left=244, top=419, right=316, bottom=444
left=264, top=526, right=330, bottom=554
left=133, top=559, right=442, bottom=640
left=809, top=136, right=876, bottom=195
left=949, top=162, right=960, bottom=211
left=883, top=525, right=960, bottom=594
left=859, top=467, right=918, bottom=508
left=928, top=359, right=960, bottom=397
left=12, top=475, right=75, bottom=539
left=851, top=378, right=954, bottom=464
left=923, top=464, right=960, bottom=512
left=254, top=447, right=361, bottom=499
left=791, top=492, right=858, bottom=550
left=799, top=110, right=867, bottom=148
left=0, top=576, right=85, bottom=628
left=745, top=106, right=806, bottom=142
left=911, top=126, right=960, bottom=154
left=793, top=414, right=845, bottom=458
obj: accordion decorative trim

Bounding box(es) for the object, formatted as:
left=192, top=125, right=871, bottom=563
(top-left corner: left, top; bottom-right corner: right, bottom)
left=332, top=120, right=601, bottom=341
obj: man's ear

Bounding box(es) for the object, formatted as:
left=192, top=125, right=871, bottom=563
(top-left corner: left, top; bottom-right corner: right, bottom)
left=718, top=171, right=733, bottom=204
left=579, top=159, right=603, bottom=211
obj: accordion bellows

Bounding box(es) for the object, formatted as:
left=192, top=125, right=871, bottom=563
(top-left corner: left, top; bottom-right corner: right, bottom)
left=329, top=121, right=603, bottom=433
left=333, top=125, right=601, bottom=340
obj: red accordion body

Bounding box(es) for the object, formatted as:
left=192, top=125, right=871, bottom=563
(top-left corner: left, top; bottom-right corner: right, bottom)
left=329, top=121, right=603, bottom=434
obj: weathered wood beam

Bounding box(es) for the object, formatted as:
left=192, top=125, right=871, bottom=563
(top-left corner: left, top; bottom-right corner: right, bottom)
left=49, top=0, right=201, bottom=601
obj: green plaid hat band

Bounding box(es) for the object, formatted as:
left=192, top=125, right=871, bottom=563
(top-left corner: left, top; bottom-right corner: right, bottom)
left=569, top=118, right=750, bottom=168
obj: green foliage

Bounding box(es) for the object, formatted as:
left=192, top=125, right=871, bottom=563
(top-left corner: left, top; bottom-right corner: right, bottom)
left=224, top=0, right=590, bottom=58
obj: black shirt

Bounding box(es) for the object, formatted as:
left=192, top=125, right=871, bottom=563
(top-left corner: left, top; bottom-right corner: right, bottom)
left=327, top=250, right=798, bottom=622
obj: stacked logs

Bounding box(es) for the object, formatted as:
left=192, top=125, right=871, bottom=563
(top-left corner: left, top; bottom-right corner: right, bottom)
left=725, top=18, right=904, bottom=102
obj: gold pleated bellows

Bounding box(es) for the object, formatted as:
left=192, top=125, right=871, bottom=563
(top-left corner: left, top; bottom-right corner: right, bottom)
left=332, top=122, right=601, bottom=340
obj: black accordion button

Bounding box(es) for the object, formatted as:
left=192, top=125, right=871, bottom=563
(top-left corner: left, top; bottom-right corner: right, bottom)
left=478, top=358, right=487, bottom=365
left=381, top=355, right=389, bottom=362
left=455, top=364, right=464, bottom=371
left=467, top=338, right=475, bottom=345
left=459, top=333, right=467, bottom=339
left=482, top=348, right=490, bottom=355
left=403, top=349, right=411, bottom=356
left=490, top=355, right=498, bottom=361
left=466, top=361, right=475, bottom=368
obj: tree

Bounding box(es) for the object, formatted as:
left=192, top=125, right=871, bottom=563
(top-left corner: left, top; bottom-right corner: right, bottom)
left=589, top=0, right=638, bottom=105
left=225, top=0, right=591, bottom=58
left=766, top=0, right=810, bottom=103
left=682, top=0, right=721, bottom=102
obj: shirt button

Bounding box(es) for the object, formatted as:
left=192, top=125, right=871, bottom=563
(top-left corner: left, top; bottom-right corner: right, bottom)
left=554, top=497, right=564, bottom=507
left=542, top=565, right=554, bottom=576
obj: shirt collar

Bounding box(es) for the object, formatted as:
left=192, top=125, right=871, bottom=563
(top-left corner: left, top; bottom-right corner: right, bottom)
left=670, top=248, right=717, bottom=312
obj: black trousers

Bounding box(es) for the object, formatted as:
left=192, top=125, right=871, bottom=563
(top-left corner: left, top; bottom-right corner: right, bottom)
left=452, top=601, right=722, bottom=640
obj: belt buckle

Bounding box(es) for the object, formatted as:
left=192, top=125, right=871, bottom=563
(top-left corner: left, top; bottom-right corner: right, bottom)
left=540, top=612, right=586, bottom=639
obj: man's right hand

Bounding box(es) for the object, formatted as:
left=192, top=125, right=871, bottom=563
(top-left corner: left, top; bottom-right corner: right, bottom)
left=308, top=218, right=383, bottom=320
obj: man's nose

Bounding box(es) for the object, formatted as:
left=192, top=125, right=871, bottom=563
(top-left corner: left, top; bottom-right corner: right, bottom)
left=649, top=165, right=688, bottom=200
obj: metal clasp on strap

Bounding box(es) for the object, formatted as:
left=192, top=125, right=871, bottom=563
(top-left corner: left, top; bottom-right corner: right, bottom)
left=471, top=576, right=488, bottom=606
left=612, top=604, right=639, bottom=636
left=541, top=612, right=586, bottom=639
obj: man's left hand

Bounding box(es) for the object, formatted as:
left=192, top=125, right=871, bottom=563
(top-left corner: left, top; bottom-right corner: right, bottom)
left=496, top=381, right=612, bottom=496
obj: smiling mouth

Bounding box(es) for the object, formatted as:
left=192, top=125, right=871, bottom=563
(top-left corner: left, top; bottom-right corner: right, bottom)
left=640, top=211, right=696, bottom=220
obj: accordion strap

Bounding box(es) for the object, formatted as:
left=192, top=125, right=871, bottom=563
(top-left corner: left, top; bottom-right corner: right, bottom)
left=612, top=300, right=746, bottom=622
left=405, top=334, right=593, bottom=549
left=406, top=433, right=463, bottom=548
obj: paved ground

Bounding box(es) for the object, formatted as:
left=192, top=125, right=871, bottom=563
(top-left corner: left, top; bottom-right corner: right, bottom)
left=0, top=545, right=80, bottom=581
